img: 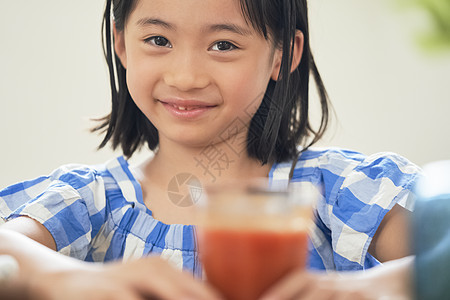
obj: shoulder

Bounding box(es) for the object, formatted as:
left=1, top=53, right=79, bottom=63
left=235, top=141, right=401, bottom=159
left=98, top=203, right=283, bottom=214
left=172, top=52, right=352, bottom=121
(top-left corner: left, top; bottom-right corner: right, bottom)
left=292, top=147, right=421, bottom=212
left=46, top=156, right=132, bottom=189
left=48, top=162, right=104, bottom=186
left=294, top=147, right=420, bottom=183
left=0, top=162, right=100, bottom=201
left=0, top=157, right=123, bottom=216
left=39, top=159, right=116, bottom=199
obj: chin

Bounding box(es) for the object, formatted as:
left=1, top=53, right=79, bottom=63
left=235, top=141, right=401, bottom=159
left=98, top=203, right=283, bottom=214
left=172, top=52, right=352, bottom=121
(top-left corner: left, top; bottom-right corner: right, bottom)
left=166, top=131, right=216, bottom=149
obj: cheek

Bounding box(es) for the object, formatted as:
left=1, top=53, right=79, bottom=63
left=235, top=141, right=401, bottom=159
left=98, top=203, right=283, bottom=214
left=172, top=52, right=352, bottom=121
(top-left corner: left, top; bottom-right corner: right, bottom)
left=125, top=55, right=157, bottom=107
left=220, top=61, right=272, bottom=112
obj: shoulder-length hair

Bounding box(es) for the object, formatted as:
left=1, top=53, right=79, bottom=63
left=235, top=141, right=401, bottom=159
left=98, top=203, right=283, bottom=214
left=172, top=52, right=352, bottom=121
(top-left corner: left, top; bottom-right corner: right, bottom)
left=93, top=0, right=330, bottom=164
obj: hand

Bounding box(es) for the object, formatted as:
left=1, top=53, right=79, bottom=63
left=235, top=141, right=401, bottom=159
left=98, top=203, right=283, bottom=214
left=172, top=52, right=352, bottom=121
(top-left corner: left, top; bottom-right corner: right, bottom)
left=259, top=257, right=414, bottom=300
left=25, top=256, right=222, bottom=300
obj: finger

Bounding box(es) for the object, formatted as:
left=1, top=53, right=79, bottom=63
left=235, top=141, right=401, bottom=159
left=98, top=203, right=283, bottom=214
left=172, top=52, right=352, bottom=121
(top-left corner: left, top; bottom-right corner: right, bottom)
left=128, top=257, right=223, bottom=300
left=136, top=271, right=199, bottom=300
left=173, top=274, right=224, bottom=300
left=300, top=274, right=371, bottom=300
left=298, top=287, right=335, bottom=300
left=137, top=273, right=222, bottom=300
left=259, top=270, right=316, bottom=300
left=86, top=288, right=143, bottom=300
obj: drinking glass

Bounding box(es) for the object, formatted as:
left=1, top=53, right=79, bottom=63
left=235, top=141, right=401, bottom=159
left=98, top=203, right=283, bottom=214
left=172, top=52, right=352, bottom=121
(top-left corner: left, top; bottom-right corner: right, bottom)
left=195, top=179, right=316, bottom=300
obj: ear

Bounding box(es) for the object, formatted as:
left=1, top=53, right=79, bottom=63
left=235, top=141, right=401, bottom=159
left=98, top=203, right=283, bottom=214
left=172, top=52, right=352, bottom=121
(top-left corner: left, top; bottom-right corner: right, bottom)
left=113, top=23, right=127, bottom=69
left=270, top=30, right=304, bottom=81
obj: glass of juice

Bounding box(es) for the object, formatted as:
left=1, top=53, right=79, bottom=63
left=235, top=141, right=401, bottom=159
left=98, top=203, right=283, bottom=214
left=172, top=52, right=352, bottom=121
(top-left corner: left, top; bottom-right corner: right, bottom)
left=195, top=179, right=316, bottom=300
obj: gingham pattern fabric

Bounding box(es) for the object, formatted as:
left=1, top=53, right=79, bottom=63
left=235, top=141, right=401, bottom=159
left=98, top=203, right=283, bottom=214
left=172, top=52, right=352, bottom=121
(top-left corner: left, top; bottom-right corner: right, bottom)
left=272, top=148, right=419, bottom=270
left=0, top=148, right=420, bottom=274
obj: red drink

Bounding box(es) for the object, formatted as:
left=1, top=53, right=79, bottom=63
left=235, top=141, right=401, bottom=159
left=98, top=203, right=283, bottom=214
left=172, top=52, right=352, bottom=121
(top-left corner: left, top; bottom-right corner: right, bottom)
left=198, top=228, right=308, bottom=300
left=194, top=179, right=316, bottom=300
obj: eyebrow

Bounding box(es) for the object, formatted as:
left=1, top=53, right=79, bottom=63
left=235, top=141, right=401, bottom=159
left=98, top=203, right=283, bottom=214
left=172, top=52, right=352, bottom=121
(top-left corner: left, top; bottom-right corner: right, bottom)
left=207, top=23, right=252, bottom=36
left=136, top=18, right=175, bottom=30
left=136, top=17, right=251, bottom=36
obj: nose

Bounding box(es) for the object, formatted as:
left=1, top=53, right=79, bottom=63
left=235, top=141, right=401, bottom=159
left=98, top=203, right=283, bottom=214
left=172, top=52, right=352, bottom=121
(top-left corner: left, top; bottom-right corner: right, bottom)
left=163, top=50, right=210, bottom=92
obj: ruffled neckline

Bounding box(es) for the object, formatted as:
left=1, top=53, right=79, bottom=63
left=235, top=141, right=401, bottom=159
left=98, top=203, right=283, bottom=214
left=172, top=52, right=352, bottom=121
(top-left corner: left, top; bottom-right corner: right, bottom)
left=103, top=155, right=291, bottom=250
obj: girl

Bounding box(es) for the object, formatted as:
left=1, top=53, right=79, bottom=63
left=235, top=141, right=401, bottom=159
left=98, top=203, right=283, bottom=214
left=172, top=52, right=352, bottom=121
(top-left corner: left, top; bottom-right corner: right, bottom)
left=0, top=0, right=420, bottom=299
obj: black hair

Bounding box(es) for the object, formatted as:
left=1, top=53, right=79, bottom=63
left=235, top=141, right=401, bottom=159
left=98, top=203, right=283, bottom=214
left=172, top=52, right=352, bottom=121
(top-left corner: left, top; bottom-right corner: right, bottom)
left=93, top=0, right=330, bottom=164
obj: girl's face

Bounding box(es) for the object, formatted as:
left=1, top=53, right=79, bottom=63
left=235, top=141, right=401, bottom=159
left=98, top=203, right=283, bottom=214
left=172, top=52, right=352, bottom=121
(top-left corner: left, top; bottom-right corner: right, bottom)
left=115, top=0, right=282, bottom=149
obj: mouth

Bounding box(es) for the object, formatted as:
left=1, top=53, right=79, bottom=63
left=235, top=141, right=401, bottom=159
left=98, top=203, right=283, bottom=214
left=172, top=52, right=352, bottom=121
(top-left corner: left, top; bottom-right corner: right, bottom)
left=158, top=99, right=217, bottom=119
left=165, top=103, right=206, bottom=111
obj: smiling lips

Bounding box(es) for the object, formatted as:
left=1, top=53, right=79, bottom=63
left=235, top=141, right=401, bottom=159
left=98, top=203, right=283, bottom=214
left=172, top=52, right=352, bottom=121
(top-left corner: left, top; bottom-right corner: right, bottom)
left=173, top=105, right=195, bottom=111
left=159, top=99, right=217, bottom=119
left=167, top=103, right=205, bottom=111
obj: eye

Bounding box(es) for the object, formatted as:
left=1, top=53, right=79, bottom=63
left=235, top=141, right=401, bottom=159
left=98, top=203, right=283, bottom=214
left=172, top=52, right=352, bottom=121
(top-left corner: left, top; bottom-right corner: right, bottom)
left=210, top=41, right=238, bottom=52
left=144, top=36, right=172, bottom=48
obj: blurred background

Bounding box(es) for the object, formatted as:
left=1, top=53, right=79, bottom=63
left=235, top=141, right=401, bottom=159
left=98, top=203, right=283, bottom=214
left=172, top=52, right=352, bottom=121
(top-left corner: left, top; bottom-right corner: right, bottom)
left=1, top=0, right=449, bottom=187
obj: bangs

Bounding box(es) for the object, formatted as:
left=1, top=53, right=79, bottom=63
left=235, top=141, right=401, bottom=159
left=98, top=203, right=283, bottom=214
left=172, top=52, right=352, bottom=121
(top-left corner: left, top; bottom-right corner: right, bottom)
left=239, top=0, right=295, bottom=45
left=239, top=0, right=270, bottom=39
left=113, top=0, right=139, bottom=30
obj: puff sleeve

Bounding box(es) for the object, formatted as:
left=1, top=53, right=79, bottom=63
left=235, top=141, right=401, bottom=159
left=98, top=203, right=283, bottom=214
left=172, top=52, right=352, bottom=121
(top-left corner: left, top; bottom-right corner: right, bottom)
left=0, top=164, right=107, bottom=260
left=301, top=149, right=421, bottom=271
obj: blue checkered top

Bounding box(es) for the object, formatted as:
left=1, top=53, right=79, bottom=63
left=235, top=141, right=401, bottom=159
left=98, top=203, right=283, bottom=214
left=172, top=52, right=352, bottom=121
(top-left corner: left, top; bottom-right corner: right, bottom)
left=0, top=148, right=420, bottom=274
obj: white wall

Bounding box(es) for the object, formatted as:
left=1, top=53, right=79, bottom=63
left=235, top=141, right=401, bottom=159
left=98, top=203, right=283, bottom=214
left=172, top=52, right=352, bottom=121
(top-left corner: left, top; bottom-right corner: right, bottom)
left=308, top=0, right=450, bottom=164
left=1, top=0, right=449, bottom=188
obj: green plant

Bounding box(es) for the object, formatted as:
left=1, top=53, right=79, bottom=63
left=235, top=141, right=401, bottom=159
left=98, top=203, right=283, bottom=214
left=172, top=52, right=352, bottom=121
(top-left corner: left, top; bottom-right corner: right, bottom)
left=398, top=0, right=450, bottom=51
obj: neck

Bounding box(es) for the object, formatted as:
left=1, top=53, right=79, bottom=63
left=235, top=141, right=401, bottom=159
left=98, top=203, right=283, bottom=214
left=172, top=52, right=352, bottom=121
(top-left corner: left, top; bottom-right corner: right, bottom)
left=144, top=136, right=273, bottom=187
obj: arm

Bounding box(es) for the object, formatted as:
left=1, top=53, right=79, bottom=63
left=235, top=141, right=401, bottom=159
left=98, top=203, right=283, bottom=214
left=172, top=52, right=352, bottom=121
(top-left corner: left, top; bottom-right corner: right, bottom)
left=0, top=217, right=222, bottom=300
left=1, top=216, right=56, bottom=250
left=0, top=218, right=92, bottom=300
left=368, top=204, right=412, bottom=262
left=260, top=256, right=414, bottom=300
left=0, top=217, right=84, bottom=274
